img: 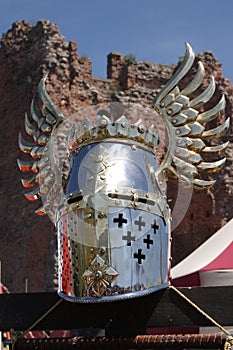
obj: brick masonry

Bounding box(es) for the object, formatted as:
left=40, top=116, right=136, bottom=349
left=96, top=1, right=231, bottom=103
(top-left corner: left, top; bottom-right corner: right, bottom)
left=0, top=20, right=232, bottom=292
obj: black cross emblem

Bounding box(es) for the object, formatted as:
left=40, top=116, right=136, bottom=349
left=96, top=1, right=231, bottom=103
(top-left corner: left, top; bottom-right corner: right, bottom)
left=143, top=234, right=153, bottom=249
left=134, top=216, right=146, bottom=231
left=134, top=249, right=146, bottom=264
left=113, top=213, right=127, bottom=228
left=151, top=219, right=159, bottom=234
left=122, top=231, right=135, bottom=246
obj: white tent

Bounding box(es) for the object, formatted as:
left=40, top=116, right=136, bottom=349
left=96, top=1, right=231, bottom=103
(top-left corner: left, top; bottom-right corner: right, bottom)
left=171, top=218, right=233, bottom=287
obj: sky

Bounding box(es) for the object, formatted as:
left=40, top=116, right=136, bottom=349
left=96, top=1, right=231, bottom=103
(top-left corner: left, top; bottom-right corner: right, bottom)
left=0, top=0, right=233, bottom=83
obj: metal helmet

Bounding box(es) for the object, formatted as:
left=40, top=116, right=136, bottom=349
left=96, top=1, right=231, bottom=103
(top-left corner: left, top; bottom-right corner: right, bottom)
left=56, top=114, right=171, bottom=301
left=18, top=43, right=229, bottom=302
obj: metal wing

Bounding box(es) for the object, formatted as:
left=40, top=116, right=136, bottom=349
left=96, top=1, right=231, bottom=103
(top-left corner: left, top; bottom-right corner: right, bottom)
left=17, top=73, right=65, bottom=215
left=152, top=43, right=229, bottom=189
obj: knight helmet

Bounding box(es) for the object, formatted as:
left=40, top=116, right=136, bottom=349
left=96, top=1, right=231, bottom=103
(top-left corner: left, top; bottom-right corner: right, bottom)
left=18, top=43, right=229, bottom=302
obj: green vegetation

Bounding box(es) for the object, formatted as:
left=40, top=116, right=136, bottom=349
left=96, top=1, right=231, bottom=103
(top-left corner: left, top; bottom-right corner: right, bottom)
left=124, top=53, right=136, bottom=65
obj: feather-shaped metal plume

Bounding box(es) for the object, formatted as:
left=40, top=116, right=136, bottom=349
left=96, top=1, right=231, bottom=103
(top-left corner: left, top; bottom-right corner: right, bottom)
left=18, top=73, right=64, bottom=215
left=18, top=44, right=230, bottom=217
left=152, top=43, right=229, bottom=189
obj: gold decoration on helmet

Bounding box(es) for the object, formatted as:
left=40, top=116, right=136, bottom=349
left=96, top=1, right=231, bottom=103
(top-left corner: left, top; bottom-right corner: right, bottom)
left=82, top=255, right=118, bottom=297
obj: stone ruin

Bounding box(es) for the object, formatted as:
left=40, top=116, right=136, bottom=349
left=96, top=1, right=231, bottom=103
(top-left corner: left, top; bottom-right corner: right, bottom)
left=0, top=20, right=232, bottom=292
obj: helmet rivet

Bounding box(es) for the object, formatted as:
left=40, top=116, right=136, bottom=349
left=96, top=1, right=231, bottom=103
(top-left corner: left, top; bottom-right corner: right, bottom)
left=94, top=271, right=102, bottom=280
left=100, top=247, right=106, bottom=255
left=138, top=125, right=145, bottom=133
left=99, top=119, right=107, bottom=128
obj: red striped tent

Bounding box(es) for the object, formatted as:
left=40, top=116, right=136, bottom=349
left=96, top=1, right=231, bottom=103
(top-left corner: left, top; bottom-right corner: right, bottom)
left=171, top=218, right=233, bottom=287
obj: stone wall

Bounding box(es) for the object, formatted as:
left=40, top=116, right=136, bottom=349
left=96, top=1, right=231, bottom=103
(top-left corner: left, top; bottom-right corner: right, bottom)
left=0, top=20, right=232, bottom=292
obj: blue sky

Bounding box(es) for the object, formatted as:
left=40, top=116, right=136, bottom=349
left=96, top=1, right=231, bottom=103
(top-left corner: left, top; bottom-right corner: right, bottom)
left=1, top=0, right=233, bottom=82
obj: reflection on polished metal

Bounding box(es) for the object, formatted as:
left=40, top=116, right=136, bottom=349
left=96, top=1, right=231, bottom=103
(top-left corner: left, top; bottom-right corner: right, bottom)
left=56, top=139, right=170, bottom=301
left=18, top=43, right=229, bottom=302
left=153, top=43, right=229, bottom=189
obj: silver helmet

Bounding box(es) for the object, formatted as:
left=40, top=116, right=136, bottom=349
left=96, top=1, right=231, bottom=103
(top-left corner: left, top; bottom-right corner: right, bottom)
left=18, top=43, right=229, bottom=302
left=56, top=114, right=171, bottom=301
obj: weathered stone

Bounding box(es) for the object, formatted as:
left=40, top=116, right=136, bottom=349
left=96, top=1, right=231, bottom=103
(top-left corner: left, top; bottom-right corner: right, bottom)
left=0, top=19, right=232, bottom=292
left=69, top=40, right=77, bottom=52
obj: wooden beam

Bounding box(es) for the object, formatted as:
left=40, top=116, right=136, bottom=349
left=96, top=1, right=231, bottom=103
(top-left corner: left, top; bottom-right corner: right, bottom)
left=0, top=286, right=232, bottom=332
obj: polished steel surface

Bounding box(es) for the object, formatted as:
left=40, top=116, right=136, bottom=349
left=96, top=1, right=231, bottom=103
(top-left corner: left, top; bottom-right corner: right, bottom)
left=57, top=141, right=170, bottom=301
left=17, top=43, right=229, bottom=303
left=152, top=42, right=229, bottom=189
left=66, top=142, right=159, bottom=198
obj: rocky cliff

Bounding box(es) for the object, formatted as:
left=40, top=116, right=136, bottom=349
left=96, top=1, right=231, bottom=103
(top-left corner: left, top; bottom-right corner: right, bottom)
left=0, top=20, right=232, bottom=292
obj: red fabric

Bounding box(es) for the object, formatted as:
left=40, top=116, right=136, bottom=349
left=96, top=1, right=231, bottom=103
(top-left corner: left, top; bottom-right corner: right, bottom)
left=24, top=331, right=46, bottom=338
left=25, top=330, right=70, bottom=338
left=171, top=272, right=200, bottom=287
left=201, top=242, right=233, bottom=271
